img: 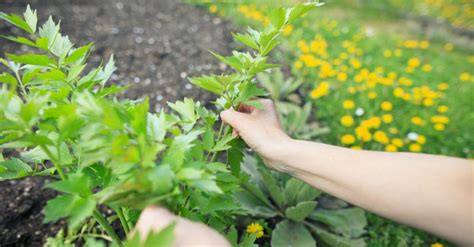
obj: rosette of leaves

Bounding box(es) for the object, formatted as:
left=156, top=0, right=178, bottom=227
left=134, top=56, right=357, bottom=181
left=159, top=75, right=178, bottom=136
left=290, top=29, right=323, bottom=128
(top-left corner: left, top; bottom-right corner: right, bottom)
left=235, top=155, right=367, bottom=247
left=0, top=2, right=322, bottom=246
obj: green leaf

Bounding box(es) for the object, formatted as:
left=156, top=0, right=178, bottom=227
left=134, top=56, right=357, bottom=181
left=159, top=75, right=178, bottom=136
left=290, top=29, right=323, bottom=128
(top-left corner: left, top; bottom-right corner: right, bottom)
left=236, top=82, right=267, bottom=106
left=67, top=62, right=86, bottom=81
left=142, top=222, right=176, bottom=247
left=44, top=194, right=96, bottom=228
left=163, top=130, right=203, bottom=169
left=188, top=75, right=225, bottom=95
left=23, top=5, right=37, bottom=33
left=309, top=208, right=367, bottom=238
left=305, top=223, right=366, bottom=247
left=167, top=98, right=197, bottom=124
left=0, top=72, right=17, bottom=86
left=233, top=190, right=277, bottom=218
left=258, top=167, right=284, bottom=208
left=6, top=53, right=55, bottom=66
left=47, top=172, right=92, bottom=196
left=285, top=201, right=317, bottom=222
left=0, top=158, right=32, bottom=180
left=271, top=220, right=316, bottom=247
left=227, top=138, right=245, bottom=177
left=232, top=32, right=259, bottom=50
left=65, top=42, right=93, bottom=64
left=267, top=7, right=286, bottom=29
left=0, top=12, right=33, bottom=33
left=38, top=16, right=60, bottom=47
left=1, top=35, right=37, bottom=47
left=211, top=133, right=235, bottom=152
left=287, top=2, right=321, bottom=23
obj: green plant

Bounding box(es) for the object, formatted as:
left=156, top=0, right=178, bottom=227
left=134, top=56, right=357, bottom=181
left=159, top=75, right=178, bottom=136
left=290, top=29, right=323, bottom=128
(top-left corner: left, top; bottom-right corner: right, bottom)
left=236, top=154, right=367, bottom=246
left=0, top=3, right=321, bottom=246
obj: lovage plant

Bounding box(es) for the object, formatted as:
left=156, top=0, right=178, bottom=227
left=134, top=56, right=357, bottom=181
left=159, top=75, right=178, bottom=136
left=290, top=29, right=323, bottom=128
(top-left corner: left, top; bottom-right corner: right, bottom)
left=0, top=2, right=321, bottom=246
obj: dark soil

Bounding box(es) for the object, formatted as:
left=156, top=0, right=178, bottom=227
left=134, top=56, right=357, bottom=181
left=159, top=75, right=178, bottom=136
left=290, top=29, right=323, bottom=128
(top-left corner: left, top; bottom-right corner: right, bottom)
left=0, top=0, right=237, bottom=245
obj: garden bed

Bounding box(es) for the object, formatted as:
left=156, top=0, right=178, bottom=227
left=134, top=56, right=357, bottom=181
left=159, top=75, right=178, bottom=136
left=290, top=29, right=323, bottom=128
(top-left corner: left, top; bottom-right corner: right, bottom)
left=0, top=0, right=236, bottom=245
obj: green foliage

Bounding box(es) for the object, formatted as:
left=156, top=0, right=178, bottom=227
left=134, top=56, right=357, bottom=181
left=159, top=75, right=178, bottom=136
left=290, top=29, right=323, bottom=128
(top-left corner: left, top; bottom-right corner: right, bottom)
left=0, top=2, right=322, bottom=246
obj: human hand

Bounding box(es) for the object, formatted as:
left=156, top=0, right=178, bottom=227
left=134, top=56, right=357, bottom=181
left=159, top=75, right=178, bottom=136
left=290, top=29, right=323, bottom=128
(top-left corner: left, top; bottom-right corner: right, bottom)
left=220, top=99, right=292, bottom=172
left=134, top=206, right=230, bottom=247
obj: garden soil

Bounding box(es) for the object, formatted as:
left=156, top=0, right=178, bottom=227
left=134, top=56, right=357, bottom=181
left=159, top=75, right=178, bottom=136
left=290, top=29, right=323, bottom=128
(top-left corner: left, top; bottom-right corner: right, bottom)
left=0, top=0, right=236, bottom=245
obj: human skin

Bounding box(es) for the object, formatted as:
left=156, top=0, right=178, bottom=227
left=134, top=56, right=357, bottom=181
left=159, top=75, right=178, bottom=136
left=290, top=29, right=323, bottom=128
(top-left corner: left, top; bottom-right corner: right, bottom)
left=220, top=99, right=473, bottom=246
left=134, top=206, right=231, bottom=247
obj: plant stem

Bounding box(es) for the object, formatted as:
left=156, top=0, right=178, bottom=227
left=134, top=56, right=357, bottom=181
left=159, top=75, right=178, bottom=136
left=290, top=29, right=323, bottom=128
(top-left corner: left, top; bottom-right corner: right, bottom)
left=116, top=207, right=130, bottom=235
left=92, top=209, right=122, bottom=246
left=209, top=121, right=225, bottom=162
left=39, top=144, right=66, bottom=180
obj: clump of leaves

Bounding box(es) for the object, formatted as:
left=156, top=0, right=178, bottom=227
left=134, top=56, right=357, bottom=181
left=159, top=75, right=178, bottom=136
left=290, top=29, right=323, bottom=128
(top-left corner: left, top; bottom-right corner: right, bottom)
left=0, top=2, right=321, bottom=246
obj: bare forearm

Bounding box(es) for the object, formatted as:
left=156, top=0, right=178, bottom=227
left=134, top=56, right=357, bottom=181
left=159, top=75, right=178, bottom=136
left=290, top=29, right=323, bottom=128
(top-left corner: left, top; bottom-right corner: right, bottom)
left=278, top=139, right=473, bottom=245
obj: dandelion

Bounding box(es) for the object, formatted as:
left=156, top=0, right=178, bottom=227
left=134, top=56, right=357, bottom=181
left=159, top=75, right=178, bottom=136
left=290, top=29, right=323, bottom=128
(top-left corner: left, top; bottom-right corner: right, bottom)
left=383, top=50, right=392, bottom=57
left=341, top=115, right=355, bottom=127
left=389, top=127, right=399, bottom=134
left=356, top=126, right=372, bottom=142
left=408, top=57, right=421, bottom=67
left=351, top=145, right=362, bottom=150
left=431, top=115, right=449, bottom=124
left=381, top=101, right=393, bottom=111
left=407, top=132, right=419, bottom=141
left=368, top=91, right=377, bottom=99
left=350, top=58, right=362, bottom=69
left=382, top=114, right=393, bottom=123
left=411, top=116, right=425, bottom=125
left=422, top=64, right=432, bottom=72
left=434, top=123, right=445, bottom=131
left=282, top=24, right=293, bottom=36
left=374, top=131, right=389, bottom=144
left=431, top=242, right=444, bottom=247
left=419, top=40, right=429, bottom=49
left=337, top=72, right=348, bottom=81
left=409, top=143, right=422, bottom=152
left=393, top=88, right=404, bottom=97
left=417, top=135, right=426, bottom=144
left=209, top=4, right=218, bottom=13
left=385, top=144, right=397, bottom=152
left=392, top=138, right=403, bottom=147
left=341, top=134, right=356, bottom=145
left=460, top=72, right=470, bottom=81
left=437, top=83, right=449, bottom=90
left=444, top=43, right=454, bottom=51
left=310, top=82, right=330, bottom=99
left=246, top=223, right=264, bottom=238
left=343, top=100, right=355, bottom=109
left=437, top=105, right=448, bottom=113
left=355, top=107, right=365, bottom=116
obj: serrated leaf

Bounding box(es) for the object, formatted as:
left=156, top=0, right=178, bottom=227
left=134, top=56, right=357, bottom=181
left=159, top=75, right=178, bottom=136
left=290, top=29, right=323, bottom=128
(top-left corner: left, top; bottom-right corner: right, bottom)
left=65, top=42, right=93, bottom=64
left=0, top=12, right=33, bottom=33
left=0, top=158, right=32, bottom=180
left=271, top=220, right=316, bottom=247
left=44, top=194, right=96, bottom=229
left=163, top=130, right=203, bottom=169
left=227, top=138, right=245, bottom=177
left=67, top=62, right=86, bottom=81
left=23, top=5, right=37, bottom=33
left=47, top=172, right=92, bottom=196
left=232, top=32, right=259, bottom=50
left=285, top=201, right=317, bottom=222
left=142, top=222, right=176, bottom=247
left=267, top=7, right=286, bottom=30
left=6, top=53, right=55, bottom=66
left=287, top=2, right=321, bottom=23
left=211, top=133, right=235, bottom=152
left=189, top=75, right=225, bottom=95
left=167, top=98, right=197, bottom=124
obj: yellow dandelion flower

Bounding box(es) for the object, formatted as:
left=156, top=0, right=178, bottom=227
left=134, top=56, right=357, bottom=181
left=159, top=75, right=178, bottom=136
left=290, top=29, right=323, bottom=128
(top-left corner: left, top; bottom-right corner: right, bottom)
left=393, top=88, right=404, bottom=97
left=294, top=61, right=303, bottom=69
left=403, top=40, right=418, bottom=48
left=417, top=135, right=426, bottom=144
left=341, top=115, right=355, bottom=127
left=409, top=143, right=422, bottom=152
left=437, top=83, right=449, bottom=90
left=405, top=67, right=415, bottom=73
left=460, top=72, right=470, bottom=81
left=394, top=49, right=402, bottom=57
left=431, top=243, right=444, bottom=247
left=444, top=43, right=454, bottom=51
left=382, top=114, right=393, bottom=123
left=350, top=58, right=362, bottom=69
left=385, top=144, right=398, bottom=152
left=351, top=145, right=362, bottom=150
left=437, top=105, right=448, bottom=113
left=434, top=123, right=445, bottom=131
left=368, top=91, right=377, bottom=99
left=310, top=82, right=330, bottom=99
left=341, top=134, right=356, bottom=145
left=337, top=72, right=348, bottom=81
left=419, top=40, right=429, bottom=49
left=389, top=127, right=398, bottom=134
left=408, top=58, right=421, bottom=67
left=422, top=64, right=432, bottom=72
left=374, top=131, right=389, bottom=144
left=383, top=50, right=392, bottom=58
left=423, top=98, right=434, bottom=107
left=209, top=4, right=218, bottom=13
left=381, top=101, right=393, bottom=111
left=282, top=24, right=293, bottom=36
left=246, top=223, right=264, bottom=239
left=392, top=138, right=403, bottom=147
left=347, top=86, right=357, bottom=94
left=431, top=115, right=449, bottom=124
left=343, top=100, right=355, bottom=109
left=411, top=116, right=425, bottom=125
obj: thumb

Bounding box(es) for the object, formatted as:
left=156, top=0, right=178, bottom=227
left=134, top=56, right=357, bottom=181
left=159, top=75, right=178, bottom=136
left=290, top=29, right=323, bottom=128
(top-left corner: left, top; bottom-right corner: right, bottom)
left=220, top=109, right=250, bottom=131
